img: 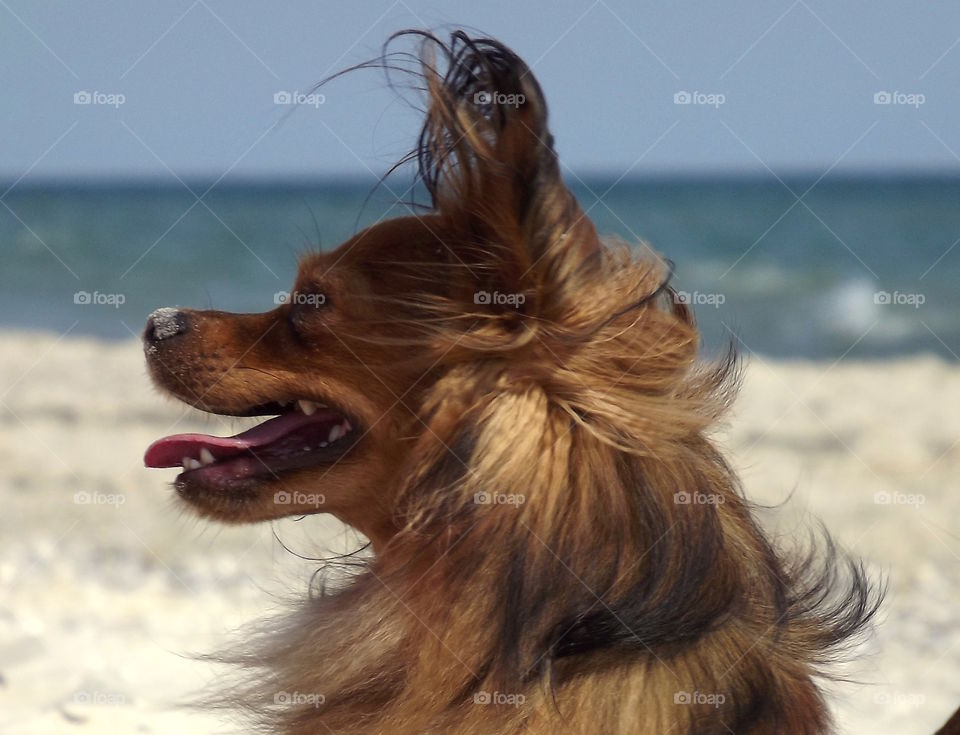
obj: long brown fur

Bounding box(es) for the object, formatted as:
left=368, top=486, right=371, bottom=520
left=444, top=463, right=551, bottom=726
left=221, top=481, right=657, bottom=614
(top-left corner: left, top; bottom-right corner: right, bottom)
left=145, top=31, right=884, bottom=734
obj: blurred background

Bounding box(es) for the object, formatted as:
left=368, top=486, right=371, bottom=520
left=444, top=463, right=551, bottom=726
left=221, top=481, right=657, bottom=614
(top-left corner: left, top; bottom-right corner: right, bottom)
left=1, top=2, right=958, bottom=733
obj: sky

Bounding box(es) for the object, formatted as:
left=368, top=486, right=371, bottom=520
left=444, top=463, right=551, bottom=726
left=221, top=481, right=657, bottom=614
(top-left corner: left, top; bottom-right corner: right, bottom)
left=2, top=0, right=960, bottom=181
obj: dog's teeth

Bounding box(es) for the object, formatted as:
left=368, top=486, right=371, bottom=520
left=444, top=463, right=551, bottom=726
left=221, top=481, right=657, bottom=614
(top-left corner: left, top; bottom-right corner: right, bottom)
left=298, top=400, right=318, bottom=416
left=319, top=441, right=328, bottom=448
left=302, top=446, right=311, bottom=452
left=343, top=419, right=352, bottom=432
left=181, top=456, right=191, bottom=469
left=328, top=425, right=342, bottom=442
left=183, top=457, right=202, bottom=470
left=199, top=448, right=215, bottom=465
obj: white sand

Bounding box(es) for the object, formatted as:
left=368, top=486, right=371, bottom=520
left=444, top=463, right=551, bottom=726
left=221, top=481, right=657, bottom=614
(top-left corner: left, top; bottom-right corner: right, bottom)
left=1, top=331, right=958, bottom=733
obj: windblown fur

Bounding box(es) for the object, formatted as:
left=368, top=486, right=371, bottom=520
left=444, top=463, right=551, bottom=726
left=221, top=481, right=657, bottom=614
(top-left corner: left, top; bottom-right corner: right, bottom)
left=196, top=31, right=880, bottom=735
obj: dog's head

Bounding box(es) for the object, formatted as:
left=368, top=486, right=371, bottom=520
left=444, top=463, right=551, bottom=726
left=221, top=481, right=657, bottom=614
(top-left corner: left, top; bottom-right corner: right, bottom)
left=143, top=32, right=694, bottom=550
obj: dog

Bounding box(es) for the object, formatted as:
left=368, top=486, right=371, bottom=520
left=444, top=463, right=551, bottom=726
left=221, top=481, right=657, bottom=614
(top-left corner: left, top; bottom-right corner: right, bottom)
left=142, top=30, right=895, bottom=734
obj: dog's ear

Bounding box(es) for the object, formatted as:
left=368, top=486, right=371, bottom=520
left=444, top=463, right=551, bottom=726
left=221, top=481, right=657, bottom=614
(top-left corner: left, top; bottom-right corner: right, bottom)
left=411, top=31, right=599, bottom=308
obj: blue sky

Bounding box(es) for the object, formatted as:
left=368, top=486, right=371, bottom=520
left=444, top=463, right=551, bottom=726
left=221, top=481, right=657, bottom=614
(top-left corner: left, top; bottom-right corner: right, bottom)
left=2, top=0, right=960, bottom=180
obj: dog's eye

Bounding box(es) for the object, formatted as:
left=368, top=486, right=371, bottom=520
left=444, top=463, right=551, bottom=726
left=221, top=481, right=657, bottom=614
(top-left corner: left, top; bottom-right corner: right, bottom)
left=286, top=290, right=328, bottom=310
left=284, top=290, right=329, bottom=335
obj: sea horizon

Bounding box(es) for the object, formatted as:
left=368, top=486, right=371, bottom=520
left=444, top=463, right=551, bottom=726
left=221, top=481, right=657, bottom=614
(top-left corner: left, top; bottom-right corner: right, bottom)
left=3, top=172, right=958, bottom=360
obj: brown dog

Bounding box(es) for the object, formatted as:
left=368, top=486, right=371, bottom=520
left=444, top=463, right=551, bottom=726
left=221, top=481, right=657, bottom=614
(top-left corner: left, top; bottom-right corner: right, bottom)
left=144, top=30, right=890, bottom=734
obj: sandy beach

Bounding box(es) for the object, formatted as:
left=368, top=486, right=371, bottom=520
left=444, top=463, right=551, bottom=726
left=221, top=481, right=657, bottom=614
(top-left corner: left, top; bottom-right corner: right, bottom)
left=1, top=330, right=958, bottom=734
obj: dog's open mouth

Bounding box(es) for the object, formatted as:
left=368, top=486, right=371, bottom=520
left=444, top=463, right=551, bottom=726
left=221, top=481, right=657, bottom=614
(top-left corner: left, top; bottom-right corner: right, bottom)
left=144, top=400, right=357, bottom=484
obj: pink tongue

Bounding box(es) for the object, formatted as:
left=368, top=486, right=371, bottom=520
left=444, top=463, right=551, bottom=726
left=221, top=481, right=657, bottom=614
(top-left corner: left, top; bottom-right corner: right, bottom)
left=144, top=408, right=339, bottom=468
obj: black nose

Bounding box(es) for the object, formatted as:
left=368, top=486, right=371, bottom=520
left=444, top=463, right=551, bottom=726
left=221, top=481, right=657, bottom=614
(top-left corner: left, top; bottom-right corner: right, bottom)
left=144, top=307, right=189, bottom=343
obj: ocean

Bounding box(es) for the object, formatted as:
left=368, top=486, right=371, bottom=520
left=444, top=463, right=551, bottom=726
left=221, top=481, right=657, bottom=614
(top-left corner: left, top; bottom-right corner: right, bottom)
left=2, top=175, right=957, bottom=359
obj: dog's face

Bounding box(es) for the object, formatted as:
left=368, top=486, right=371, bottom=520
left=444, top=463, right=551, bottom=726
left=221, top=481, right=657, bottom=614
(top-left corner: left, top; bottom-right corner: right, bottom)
left=143, top=215, right=459, bottom=543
